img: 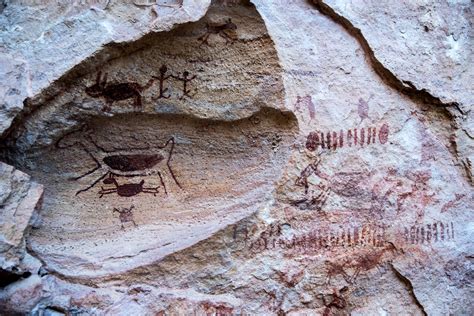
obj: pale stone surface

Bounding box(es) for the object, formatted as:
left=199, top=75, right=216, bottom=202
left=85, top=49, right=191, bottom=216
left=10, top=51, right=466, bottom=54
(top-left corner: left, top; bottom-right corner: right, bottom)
left=317, top=0, right=473, bottom=109
left=0, top=162, right=43, bottom=270
left=0, top=0, right=472, bottom=314
left=312, top=0, right=474, bottom=185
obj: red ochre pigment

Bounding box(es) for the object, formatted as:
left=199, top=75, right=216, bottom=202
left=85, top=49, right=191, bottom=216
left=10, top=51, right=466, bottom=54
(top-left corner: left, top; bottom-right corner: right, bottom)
left=306, top=123, right=389, bottom=151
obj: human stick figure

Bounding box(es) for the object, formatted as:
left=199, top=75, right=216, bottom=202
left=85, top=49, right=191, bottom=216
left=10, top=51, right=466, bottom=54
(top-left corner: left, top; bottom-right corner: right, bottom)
left=173, top=70, right=197, bottom=99
left=153, top=64, right=172, bottom=99
left=113, top=205, right=138, bottom=229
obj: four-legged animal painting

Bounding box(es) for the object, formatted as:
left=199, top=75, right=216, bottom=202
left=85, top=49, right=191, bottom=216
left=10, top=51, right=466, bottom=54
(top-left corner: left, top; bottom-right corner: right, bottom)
left=85, top=71, right=155, bottom=112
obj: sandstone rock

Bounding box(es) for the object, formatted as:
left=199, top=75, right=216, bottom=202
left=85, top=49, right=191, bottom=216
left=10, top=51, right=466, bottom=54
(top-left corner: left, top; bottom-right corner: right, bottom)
left=0, top=162, right=43, bottom=273
left=312, top=0, right=473, bottom=110
left=310, top=0, right=474, bottom=183
left=0, top=0, right=472, bottom=314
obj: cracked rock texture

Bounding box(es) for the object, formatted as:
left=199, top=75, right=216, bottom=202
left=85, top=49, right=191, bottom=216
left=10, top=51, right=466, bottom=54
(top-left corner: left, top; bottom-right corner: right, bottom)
left=0, top=0, right=472, bottom=314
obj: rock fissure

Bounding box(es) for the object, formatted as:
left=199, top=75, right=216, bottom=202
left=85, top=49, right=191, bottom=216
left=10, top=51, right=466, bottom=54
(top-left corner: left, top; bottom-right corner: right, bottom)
left=309, top=0, right=474, bottom=184
left=390, top=264, right=427, bottom=316
left=310, top=0, right=463, bottom=117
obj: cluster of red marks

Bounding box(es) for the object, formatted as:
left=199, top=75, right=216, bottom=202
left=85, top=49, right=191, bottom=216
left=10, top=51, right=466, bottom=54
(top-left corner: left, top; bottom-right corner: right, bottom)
left=275, top=268, right=305, bottom=288
left=201, top=301, right=234, bottom=316
left=325, top=244, right=395, bottom=285
left=441, top=194, right=465, bottom=213
left=245, top=224, right=387, bottom=254
left=404, top=221, right=454, bottom=245
left=306, top=123, right=389, bottom=151
left=320, top=290, right=347, bottom=316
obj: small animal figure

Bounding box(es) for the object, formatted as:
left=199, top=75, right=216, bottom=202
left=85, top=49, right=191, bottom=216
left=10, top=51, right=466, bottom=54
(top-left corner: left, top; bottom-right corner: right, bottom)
left=172, top=71, right=196, bottom=99
left=85, top=71, right=154, bottom=112
left=198, top=18, right=237, bottom=46
left=98, top=175, right=159, bottom=197
left=325, top=260, right=351, bottom=285
left=345, top=244, right=395, bottom=283
left=153, top=64, right=172, bottom=99
left=113, top=205, right=137, bottom=229
left=441, top=193, right=465, bottom=213
left=292, top=157, right=330, bottom=211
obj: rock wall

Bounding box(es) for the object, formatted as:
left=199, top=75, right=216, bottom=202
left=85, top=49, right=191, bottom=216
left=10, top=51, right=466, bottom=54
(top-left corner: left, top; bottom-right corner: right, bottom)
left=0, top=0, right=472, bottom=314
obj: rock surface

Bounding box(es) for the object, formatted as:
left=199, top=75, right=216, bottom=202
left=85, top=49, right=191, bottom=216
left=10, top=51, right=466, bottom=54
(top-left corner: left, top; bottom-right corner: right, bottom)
left=0, top=0, right=472, bottom=314
left=0, top=162, right=42, bottom=289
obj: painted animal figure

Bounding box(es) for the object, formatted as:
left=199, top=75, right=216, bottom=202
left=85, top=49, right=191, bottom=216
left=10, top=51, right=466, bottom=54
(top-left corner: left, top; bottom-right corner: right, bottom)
left=198, top=18, right=237, bottom=46
left=295, top=157, right=321, bottom=194
left=295, top=95, right=315, bottom=120
left=85, top=71, right=154, bottom=111
left=357, top=94, right=374, bottom=124
left=56, top=126, right=182, bottom=195
left=290, top=185, right=330, bottom=211
left=113, top=205, right=137, bottom=229
left=292, top=157, right=330, bottom=211
left=99, top=176, right=159, bottom=197
left=346, top=244, right=395, bottom=283
left=325, top=244, right=395, bottom=286
left=325, top=260, right=351, bottom=285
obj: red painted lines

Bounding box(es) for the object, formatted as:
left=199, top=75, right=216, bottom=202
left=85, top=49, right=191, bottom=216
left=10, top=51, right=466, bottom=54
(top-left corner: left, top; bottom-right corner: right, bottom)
left=306, top=123, right=389, bottom=151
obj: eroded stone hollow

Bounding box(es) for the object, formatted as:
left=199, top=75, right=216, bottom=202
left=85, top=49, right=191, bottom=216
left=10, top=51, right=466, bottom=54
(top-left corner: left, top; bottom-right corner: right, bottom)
left=1, top=3, right=297, bottom=278
left=13, top=110, right=295, bottom=277
left=8, top=3, right=285, bottom=151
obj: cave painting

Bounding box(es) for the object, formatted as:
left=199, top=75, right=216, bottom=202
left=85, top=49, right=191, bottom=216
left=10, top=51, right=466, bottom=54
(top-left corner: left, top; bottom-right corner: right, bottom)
left=85, top=66, right=198, bottom=110
left=153, top=64, right=172, bottom=99
left=56, top=126, right=181, bottom=196
left=404, top=221, right=454, bottom=244
left=113, top=205, right=138, bottom=229
left=357, top=94, right=374, bottom=123
left=85, top=71, right=155, bottom=112
left=172, top=70, right=197, bottom=99
left=294, top=95, right=315, bottom=120
left=306, top=123, right=389, bottom=151
left=291, top=157, right=330, bottom=211
left=198, top=18, right=237, bottom=46
left=325, top=244, right=395, bottom=285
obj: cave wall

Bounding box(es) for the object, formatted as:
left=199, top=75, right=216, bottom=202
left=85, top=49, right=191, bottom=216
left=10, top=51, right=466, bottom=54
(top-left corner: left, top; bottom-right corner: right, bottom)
left=0, top=0, right=472, bottom=314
